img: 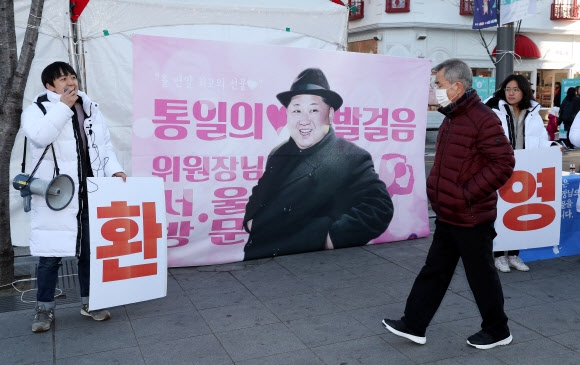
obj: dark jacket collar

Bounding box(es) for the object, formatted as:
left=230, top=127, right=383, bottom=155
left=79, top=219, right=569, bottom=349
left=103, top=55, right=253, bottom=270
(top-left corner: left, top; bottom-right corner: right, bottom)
left=438, top=88, right=480, bottom=118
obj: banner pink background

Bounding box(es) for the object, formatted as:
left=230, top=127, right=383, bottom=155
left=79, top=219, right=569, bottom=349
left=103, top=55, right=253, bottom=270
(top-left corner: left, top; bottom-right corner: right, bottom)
left=132, top=35, right=431, bottom=267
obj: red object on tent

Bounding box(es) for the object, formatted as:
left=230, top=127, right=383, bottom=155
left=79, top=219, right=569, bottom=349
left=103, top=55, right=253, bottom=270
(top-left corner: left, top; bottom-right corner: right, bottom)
left=492, top=35, right=541, bottom=59
left=330, top=0, right=346, bottom=5
left=70, top=0, right=90, bottom=21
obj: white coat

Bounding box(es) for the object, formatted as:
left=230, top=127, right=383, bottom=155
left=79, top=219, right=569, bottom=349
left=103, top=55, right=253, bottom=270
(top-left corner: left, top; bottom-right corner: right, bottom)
left=20, top=90, right=124, bottom=257
left=570, top=112, right=580, bottom=147
left=491, top=99, right=553, bottom=149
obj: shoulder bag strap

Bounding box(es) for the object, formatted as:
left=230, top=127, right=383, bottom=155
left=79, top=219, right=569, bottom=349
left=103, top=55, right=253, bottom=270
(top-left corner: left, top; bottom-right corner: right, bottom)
left=23, top=98, right=58, bottom=181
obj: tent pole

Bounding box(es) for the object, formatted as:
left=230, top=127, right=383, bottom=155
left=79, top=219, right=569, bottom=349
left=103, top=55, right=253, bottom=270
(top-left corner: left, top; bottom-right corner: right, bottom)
left=73, top=20, right=87, bottom=93
left=67, top=20, right=80, bottom=87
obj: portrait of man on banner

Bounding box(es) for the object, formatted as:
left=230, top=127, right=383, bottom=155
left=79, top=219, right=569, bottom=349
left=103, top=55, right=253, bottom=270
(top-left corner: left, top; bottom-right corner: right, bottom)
left=242, top=68, right=394, bottom=261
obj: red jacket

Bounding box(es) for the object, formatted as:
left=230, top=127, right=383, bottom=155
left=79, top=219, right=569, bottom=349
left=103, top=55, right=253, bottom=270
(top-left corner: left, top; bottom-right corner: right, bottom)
left=546, top=114, right=558, bottom=141
left=427, top=90, right=515, bottom=227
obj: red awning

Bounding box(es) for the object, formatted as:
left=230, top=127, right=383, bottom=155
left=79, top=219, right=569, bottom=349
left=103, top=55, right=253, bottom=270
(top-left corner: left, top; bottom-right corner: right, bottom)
left=492, top=35, right=541, bottom=59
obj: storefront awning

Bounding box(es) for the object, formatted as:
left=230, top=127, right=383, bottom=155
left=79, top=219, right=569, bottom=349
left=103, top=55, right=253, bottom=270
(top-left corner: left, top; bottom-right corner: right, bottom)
left=492, top=34, right=541, bottom=59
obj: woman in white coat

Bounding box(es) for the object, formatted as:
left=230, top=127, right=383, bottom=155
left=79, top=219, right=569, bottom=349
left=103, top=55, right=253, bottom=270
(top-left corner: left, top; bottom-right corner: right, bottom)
left=570, top=111, right=580, bottom=147
left=485, top=74, right=561, bottom=273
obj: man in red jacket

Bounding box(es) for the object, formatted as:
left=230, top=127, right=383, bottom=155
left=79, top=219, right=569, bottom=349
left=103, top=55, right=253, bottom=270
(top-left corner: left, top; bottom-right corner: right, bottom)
left=383, top=59, right=515, bottom=350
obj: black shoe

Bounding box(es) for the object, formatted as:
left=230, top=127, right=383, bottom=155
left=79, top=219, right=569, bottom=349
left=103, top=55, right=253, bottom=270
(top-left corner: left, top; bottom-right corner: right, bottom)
left=467, top=330, right=512, bottom=349
left=382, top=318, right=426, bottom=344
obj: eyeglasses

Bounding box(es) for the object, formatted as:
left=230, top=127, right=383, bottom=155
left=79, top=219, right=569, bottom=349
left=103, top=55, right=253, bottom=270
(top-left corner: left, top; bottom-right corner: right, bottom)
left=504, top=88, right=521, bottom=94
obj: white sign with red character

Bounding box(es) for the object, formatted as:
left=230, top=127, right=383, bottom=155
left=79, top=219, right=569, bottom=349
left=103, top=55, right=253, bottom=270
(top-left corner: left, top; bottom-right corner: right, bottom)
left=494, top=148, right=562, bottom=251
left=88, top=177, right=167, bottom=310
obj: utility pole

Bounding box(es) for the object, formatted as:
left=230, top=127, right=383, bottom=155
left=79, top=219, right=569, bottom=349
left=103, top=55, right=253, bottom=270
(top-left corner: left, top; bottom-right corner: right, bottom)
left=495, top=1, right=514, bottom=87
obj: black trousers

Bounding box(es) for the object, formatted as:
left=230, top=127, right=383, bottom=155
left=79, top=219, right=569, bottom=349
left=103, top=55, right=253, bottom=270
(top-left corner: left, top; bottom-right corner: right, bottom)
left=402, top=219, right=510, bottom=338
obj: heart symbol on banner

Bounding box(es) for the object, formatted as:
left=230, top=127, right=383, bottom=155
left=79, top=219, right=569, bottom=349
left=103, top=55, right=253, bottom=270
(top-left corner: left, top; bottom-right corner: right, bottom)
left=246, top=79, right=258, bottom=90
left=266, top=104, right=287, bottom=135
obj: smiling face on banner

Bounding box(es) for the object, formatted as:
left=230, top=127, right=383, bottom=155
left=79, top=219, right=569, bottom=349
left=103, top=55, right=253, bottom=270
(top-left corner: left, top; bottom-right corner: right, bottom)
left=286, top=94, right=333, bottom=150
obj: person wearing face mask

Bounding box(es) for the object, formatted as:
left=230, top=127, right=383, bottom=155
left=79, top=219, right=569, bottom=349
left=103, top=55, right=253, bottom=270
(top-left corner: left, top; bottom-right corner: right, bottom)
left=485, top=74, right=562, bottom=273
left=383, top=59, right=515, bottom=350
left=20, top=62, right=127, bottom=333
left=242, top=68, right=394, bottom=261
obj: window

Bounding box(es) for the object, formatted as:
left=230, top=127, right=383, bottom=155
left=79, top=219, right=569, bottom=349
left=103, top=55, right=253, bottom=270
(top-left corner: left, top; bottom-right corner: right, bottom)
left=459, top=0, right=474, bottom=15
left=385, top=0, right=410, bottom=13
left=349, top=0, right=364, bottom=20
left=551, top=0, right=579, bottom=20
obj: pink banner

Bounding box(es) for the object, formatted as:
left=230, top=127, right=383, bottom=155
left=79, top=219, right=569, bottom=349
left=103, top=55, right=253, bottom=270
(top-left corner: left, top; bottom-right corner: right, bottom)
left=132, top=35, right=431, bottom=267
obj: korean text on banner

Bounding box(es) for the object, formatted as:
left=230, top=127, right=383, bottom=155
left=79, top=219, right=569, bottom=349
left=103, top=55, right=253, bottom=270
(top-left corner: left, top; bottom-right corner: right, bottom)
left=88, top=177, right=167, bottom=310
left=132, top=35, right=432, bottom=267
left=494, top=147, right=562, bottom=252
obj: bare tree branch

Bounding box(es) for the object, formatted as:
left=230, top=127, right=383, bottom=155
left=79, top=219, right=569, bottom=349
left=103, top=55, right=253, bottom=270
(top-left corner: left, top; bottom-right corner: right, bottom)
left=478, top=29, right=498, bottom=65
left=0, top=0, right=18, bottom=102
left=0, top=0, right=45, bottom=286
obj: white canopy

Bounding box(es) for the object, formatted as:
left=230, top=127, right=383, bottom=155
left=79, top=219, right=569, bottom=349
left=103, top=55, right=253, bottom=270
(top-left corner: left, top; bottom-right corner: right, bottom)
left=79, top=0, right=349, bottom=49
left=10, top=0, right=349, bottom=246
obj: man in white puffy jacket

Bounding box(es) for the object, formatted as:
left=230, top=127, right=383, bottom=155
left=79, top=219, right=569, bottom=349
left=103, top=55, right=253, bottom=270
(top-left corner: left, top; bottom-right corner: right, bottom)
left=21, top=62, right=126, bottom=333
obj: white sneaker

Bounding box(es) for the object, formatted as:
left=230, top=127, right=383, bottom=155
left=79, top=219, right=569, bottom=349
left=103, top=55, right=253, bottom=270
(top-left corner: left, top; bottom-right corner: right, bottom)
left=507, top=255, right=529, bottom=272
left=81, top=304, right=111, bottom=321
left=494, top=256, right=510, bottom=273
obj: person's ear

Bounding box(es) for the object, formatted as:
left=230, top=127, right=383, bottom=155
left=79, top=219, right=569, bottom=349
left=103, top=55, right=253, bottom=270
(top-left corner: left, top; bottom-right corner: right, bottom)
left=45, top=82, right=57, bottom=92
left=453, top=82, right=465, bottom=96
left=328, top=107, right=335, bottom=124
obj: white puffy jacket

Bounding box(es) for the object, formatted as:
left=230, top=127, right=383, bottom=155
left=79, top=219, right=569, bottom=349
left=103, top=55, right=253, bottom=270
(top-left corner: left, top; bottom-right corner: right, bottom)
left=20, top=90, right=124, bottom=257
left=491, top=99, right=553, bottom=149
left=570, top=112, right=580, bottom=147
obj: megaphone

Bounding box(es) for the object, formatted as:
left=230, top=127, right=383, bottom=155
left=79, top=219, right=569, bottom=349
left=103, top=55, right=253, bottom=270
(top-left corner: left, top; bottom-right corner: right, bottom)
left=12, top=173, right=75, bottom=212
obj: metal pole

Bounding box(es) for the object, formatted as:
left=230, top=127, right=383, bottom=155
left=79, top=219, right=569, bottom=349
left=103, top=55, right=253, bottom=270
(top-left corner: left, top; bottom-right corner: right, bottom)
left=495, top=0, right=514, bottom=89
left=73, top=21, right=87, bottom=93
left=67, top=21, right=79, bottom=82
left=495, top=23, right=514, bottom=87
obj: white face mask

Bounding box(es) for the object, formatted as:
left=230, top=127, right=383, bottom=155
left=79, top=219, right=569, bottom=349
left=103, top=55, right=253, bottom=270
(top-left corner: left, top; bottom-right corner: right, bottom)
left=435, top=88, right=451, bottom=107
left=435, top=83, right=458, bottom=107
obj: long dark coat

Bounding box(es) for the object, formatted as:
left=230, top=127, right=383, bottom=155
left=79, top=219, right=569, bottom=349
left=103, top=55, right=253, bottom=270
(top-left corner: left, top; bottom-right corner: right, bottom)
left=243, top=129, right=393, bottom=260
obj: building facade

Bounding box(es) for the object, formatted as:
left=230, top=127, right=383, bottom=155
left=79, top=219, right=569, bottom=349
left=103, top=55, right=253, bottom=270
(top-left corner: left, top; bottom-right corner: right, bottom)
left=347, top=0, right=580, bottom=108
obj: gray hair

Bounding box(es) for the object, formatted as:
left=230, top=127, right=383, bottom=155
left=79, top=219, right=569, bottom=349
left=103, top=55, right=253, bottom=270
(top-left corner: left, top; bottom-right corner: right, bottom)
left=433, top=59, right=472, bottom=89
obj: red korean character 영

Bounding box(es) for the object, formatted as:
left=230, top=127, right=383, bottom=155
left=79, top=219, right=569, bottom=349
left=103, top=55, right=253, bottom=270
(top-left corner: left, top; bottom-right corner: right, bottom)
left=498, top=168, right=556, bottom=231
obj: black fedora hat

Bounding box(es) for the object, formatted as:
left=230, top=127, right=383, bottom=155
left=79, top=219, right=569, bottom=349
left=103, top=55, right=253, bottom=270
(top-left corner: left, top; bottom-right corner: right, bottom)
left=276, top=68, right=343, bottom=110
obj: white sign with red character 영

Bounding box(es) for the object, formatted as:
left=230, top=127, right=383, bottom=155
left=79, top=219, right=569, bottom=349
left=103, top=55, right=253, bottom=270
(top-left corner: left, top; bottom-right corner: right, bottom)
left=88, top=177, right=167, bottom=310
left=494, top=147, right=562, bottom=252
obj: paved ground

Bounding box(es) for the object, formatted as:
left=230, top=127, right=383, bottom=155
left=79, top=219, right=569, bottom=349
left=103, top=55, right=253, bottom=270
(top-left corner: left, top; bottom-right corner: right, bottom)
left=3, top=225, right=580, bottom=364
left=2, top=141, right=578, bottom=364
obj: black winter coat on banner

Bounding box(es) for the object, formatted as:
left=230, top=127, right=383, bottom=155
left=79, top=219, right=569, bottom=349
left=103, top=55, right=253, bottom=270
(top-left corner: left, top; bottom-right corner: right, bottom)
left=242, top=128, right=394, bottom=260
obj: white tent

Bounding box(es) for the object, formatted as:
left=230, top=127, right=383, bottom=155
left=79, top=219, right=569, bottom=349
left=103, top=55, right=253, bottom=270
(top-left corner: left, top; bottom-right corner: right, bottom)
left=10, top=0, right=349, bottom=246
